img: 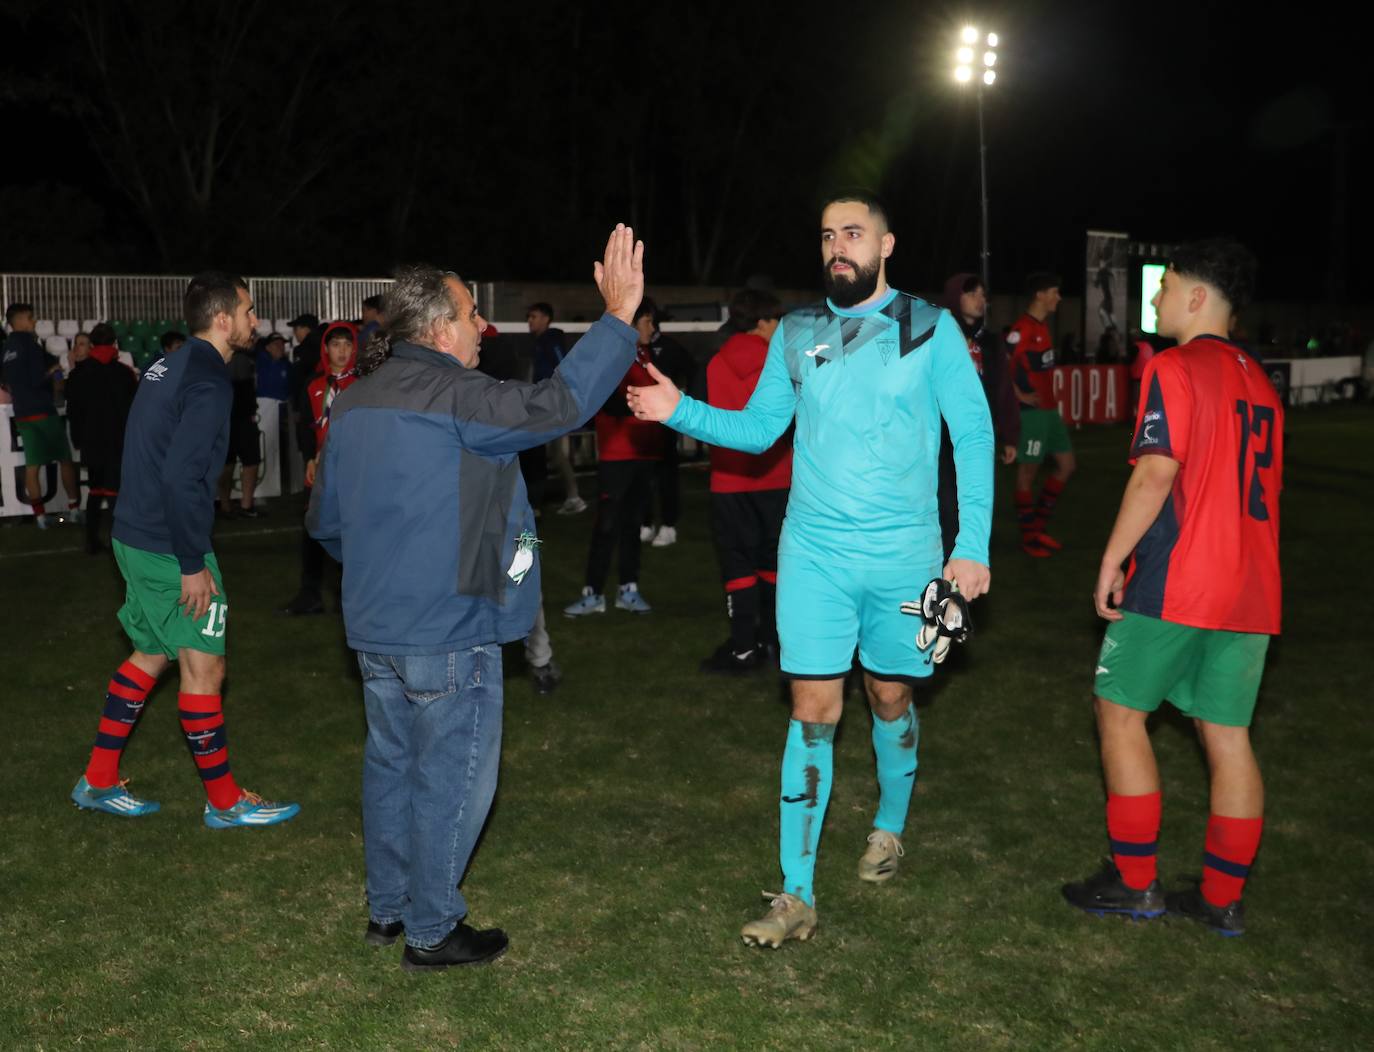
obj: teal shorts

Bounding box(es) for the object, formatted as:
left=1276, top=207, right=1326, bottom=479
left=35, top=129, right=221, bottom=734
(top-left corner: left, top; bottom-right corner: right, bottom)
left=1094, top=611, right=1270, bottom=727
left=776, top=551, right=942, bottom=684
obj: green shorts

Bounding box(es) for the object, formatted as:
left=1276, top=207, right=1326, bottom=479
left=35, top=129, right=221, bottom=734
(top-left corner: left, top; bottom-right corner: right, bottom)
left=1016, top=407, right=1072, bottom=463
left=112, top=540, right=228, bottom=659
left=17, top=414, right=71, bottom=467
left=1094, top=611, right=1270, bottom=727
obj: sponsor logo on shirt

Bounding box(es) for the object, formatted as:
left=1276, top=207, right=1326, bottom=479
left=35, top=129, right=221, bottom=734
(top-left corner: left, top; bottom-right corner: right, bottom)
left=805, top=343, right=830, bottom=358
left=1144, top=410, right=1161, bottom=422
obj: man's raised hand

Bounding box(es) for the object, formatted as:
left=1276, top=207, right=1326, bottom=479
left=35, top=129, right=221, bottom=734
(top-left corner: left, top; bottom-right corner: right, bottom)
left=594, top=223, right=645, bottom=326
left=626, top=361, right=682, bottom=423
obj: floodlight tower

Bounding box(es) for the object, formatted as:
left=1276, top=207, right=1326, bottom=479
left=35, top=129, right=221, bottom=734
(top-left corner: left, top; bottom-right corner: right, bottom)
left=954, top=25, right=998, bottom=301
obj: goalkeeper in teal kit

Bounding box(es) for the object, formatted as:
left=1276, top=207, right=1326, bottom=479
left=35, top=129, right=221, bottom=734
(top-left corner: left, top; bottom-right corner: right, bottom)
left=628, top=192, right=993, bottom=947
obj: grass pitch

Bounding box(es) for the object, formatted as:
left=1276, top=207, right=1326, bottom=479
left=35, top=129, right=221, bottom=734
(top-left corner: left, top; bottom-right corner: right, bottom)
left=1, top=408, right=1371, bottom=1050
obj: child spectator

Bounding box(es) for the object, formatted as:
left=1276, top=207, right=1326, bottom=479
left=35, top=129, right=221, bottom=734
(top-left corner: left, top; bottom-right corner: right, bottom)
left=280, top=322, right=358, bottom=615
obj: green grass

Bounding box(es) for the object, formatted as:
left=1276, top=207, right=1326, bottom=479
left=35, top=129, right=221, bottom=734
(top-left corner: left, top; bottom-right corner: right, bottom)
left=2, top=407, right=1372, bottom=1050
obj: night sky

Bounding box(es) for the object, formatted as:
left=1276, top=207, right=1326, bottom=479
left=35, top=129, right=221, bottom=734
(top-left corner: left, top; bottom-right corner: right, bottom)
left=2, top=0, right=1367, bottom=302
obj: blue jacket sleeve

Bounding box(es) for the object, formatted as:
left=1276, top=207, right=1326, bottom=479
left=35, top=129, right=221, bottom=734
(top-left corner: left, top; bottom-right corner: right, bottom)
left=664, top=320, right=795, bottom=453
left=305, top=434, right=343, bottom=561
left=932, top=312, right=995, bottom=565
left=163, top=377, right=232, bottom=574
left=458, top=314, right=637, bottom=457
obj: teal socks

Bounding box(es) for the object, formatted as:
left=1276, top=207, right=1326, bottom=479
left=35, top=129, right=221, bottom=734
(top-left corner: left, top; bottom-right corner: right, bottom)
left=871, top=703, right=919, bottom=835
left=778, top=719, right=835, bottom=907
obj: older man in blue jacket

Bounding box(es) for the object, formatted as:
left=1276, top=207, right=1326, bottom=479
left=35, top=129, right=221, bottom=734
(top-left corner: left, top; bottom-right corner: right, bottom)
left=308, top=225, right=644, bottom=971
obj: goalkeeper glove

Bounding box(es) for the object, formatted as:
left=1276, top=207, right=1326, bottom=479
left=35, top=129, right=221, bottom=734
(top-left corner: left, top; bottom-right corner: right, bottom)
left=899, top=577, right=973, bottom=665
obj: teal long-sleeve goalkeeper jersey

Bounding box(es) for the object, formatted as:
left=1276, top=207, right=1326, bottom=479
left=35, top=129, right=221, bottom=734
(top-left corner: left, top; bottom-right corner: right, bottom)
left=667, top=288, right=994, bottom=567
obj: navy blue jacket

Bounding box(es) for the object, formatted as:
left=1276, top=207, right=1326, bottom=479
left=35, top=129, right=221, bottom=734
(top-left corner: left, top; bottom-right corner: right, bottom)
left=1, top=331, right=57, bottom=417
left=307, top=314, right=636, bottom=655
left=112, top=338, right=232, bottom=574
left=531, top=327, right=568, bottom=383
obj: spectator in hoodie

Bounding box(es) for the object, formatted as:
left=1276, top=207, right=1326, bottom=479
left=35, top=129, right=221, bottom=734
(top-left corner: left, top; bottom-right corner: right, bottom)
left=635, top=298, right=695, bottom=548
left=936, top=273, right=1020, bottom=562
left=698, top=289, right=790, bottom=673
left=64, top=323, right=138, bottom=553
left=280, top=322, right=359, bottom=616
left=528, top=302, right=586, bottom=515
left=1, top=302, right=82, bottom=527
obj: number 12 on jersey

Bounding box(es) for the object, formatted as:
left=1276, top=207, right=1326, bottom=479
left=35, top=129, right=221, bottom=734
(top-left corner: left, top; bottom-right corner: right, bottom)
left=1234, top=400, right=1275, bottom=521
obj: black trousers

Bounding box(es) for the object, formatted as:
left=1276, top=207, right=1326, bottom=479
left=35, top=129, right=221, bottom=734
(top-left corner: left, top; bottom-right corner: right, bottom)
left=585, top=459, right=654, bottom=592
left=643, top=433, right=680, bottom=528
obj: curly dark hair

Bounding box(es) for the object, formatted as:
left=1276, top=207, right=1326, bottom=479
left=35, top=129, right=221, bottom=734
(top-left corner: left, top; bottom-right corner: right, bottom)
left=1168, top=238, right=1257, bottom=312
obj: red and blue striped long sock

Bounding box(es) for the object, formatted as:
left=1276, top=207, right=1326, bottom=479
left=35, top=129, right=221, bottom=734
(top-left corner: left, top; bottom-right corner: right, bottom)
left=1107, top=790, right=1161, bottom=890
left=179, top=693, right=242, bottom=810
left=84, top=661, right=158, bottom=788
left=1202, top=815, right=1263, bottom=907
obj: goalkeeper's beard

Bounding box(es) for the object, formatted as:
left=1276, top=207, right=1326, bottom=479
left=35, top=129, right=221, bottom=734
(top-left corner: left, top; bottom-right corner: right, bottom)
left=823, top=256, right=882, bottom=308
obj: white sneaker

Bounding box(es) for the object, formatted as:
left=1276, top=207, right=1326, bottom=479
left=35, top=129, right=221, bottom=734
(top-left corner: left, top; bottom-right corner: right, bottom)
left=557, top=496, right=587, bottom=515
left=858, top=829, right=905, bottom=883
left=740, top=891, right=818, bottom=949
left=639, top=525, right=655, bottom=542
left=563, top=587, right=606, bottom=617
left=615, top=582, right=652, bottom=613
left=651, top=525, right=677, bottom=547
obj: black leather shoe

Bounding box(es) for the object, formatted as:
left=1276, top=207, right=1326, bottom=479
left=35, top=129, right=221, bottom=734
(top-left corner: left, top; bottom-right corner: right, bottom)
left=365, top=919, right=404, bottom=947
left=278, top=592, right=325, bottom=616
left=402, top=921, right=508, bottom=971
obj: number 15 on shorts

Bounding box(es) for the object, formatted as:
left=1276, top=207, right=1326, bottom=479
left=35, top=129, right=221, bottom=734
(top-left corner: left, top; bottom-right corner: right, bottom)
left=201, top=601, right=228, bottom=638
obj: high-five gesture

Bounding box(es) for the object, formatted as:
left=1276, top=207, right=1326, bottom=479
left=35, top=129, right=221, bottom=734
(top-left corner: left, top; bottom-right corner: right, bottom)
left=626, top=361, right=681, bottom=422
left=594, top=224, right=645, bottom=325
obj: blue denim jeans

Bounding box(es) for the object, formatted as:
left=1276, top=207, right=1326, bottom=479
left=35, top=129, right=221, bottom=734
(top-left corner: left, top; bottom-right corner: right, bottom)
left=356, top=645, right=504, bottom=948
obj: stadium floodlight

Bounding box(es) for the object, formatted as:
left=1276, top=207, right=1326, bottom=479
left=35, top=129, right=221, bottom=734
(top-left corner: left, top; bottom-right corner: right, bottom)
left=953, top=26, right=1000, bottom=308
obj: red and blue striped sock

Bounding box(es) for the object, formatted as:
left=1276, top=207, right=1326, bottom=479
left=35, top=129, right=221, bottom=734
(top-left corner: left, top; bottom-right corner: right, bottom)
left=1106, top=790, right=1161, bottom=890
left=179, top=693, right=241, bottom=810
left=1202, top=815, right=1263, bottom=907
left=84, top=661, right=158, bottom=788
left=1036, top=476, right=1066, bottom=531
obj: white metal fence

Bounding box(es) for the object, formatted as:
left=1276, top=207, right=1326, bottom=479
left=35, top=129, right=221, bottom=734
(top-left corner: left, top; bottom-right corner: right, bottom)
left=1, top=273, right=403, bottom=325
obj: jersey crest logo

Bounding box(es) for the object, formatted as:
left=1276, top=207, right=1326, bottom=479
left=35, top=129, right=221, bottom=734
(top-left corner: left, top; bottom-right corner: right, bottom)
left=1006, top=330, right=1021, bottom=345
left=144, top=360, right=169, bottom=382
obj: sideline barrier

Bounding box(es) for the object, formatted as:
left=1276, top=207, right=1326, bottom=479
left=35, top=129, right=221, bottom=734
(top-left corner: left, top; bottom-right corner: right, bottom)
left=1, top=400, right=296, bottom=518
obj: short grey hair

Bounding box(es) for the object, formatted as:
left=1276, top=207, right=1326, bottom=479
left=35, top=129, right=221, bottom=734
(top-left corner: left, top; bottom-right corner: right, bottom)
left=358, top=264, right=464, bottom=376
